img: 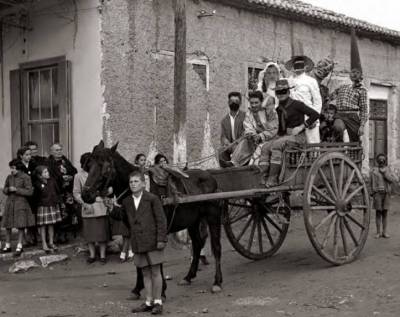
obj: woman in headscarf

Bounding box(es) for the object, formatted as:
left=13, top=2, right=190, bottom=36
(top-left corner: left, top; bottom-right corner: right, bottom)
left=256, top=62, right=281, bottom=109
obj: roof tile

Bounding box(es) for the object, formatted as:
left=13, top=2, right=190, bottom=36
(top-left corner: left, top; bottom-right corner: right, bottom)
left=246, top=0, right=400, bottom=40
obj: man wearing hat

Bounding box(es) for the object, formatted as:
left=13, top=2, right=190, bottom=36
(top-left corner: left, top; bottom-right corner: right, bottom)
left=330, top=29, right=368, bottom=142
left=286, top=46, right=322, bottom=144
left=258, top=79, right=320, bottom=186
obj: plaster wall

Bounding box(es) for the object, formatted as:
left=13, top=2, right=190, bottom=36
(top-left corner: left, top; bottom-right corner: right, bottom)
left=0, top=0, right=103, bottom=182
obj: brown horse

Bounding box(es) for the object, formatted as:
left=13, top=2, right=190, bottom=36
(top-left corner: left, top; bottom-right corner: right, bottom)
left=81, top=141, right=223, bottom=293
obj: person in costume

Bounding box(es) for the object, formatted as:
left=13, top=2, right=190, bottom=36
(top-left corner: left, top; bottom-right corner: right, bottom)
left=330, top=29, right=368, bottom=142
left=230, top=91, right=278, bottom=166
left=256, top=62, right=281, bottom=108
left=286, top=42, right=322, bottom=144
left=258, top=79, right=319, bottom=187
left=311, top=57, right=335, bottom=111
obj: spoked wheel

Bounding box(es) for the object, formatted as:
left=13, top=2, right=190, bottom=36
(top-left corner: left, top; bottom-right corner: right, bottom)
left=303, top=152, right=371, bottom=265
left=223, top=195, right=291, bottom=260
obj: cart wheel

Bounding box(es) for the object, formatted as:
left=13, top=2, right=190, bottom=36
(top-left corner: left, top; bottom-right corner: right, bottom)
left=303, top=152, right=370, bottom=265
left=223, top=195, right=290, bottom=260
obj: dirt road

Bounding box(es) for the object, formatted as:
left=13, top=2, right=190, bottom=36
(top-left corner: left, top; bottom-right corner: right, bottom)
left=1, top=199, right=400, bottom=317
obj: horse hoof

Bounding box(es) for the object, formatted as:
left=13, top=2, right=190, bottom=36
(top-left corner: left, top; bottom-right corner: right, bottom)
left=178, top=279, right=191, bottom=286
left=211, top=285, right=222, bottom=293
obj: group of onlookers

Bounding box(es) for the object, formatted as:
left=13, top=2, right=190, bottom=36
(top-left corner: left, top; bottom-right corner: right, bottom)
left=1, top=142, right=77, bottom=255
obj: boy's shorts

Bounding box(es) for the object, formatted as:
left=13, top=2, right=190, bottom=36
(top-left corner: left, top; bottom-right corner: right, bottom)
left=373, top=192, right=390, bottom=211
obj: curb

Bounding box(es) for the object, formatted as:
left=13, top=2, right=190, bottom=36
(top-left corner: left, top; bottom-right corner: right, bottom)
left=0, top=242, right=82, bottom=262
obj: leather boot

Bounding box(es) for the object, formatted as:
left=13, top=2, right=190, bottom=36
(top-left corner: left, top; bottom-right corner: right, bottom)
left=265, top=163, right=281, bottom=187
left=259, top=163, right=269, bottom=185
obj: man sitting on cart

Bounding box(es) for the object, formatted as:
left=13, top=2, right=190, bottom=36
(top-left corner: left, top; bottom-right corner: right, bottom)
left=258, top=79, right=320, bottom=187
left=230, top=91, right=278, bottom=166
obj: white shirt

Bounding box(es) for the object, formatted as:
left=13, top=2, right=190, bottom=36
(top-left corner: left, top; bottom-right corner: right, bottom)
left=229, top=112, right=239, bottom=140
left=132, top=192, right=143, bottom=209
left=290, top=73, right=322, bottom=114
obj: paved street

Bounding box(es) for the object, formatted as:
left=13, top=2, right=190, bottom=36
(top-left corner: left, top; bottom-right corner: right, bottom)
left=1, top=198, right=400, bottom=317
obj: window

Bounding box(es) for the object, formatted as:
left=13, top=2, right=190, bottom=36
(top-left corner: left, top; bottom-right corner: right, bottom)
left=11, top=57, right=71, bottom=157
left=247, top=67, right=263, bottom=91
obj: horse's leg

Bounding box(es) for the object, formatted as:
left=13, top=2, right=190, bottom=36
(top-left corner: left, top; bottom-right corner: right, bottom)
left=179, top=223, right=204, bottom=285
left=207, top=204, right=223, bottom=293
left=160, top=264, right=167, bottom=300
left=131, top=267, right=144, bottom=298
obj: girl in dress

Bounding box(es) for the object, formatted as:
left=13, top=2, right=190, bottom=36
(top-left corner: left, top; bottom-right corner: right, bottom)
left=1, top=159, right=35, bottom=256
left=33, top=165, right=62, bottom=253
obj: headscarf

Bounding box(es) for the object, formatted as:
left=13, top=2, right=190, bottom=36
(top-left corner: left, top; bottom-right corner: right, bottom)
left=256, top=62, right=281, bottom=109
left=256, top=62, right=281, bottom=93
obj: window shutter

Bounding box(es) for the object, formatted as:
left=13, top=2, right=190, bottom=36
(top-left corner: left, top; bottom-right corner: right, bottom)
left=10, top=69, right=21, bottom=157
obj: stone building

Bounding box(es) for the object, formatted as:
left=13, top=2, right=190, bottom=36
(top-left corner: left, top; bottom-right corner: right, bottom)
left=1, top=0, right=400, bottom=182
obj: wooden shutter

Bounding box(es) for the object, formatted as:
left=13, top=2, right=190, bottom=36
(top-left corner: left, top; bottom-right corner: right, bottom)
left=10, top=69, right=21, bottom=157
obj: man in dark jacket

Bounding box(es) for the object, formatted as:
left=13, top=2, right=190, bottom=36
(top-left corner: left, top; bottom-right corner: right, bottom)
left=219, top=91, right=246, bottom=167
left=259, top=79, right=320, bottom=186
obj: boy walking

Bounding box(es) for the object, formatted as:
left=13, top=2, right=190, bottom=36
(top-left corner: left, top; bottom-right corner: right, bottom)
left=112, top=171, right=167, bottom=315
left=371, top=154, right=396, bottom=239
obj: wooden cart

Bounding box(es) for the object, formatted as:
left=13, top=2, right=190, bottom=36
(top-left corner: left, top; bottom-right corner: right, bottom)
left=168, top=143, right=370, bottom=266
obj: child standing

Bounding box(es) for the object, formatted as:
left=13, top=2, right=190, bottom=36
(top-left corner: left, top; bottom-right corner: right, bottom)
left=111, top=171, right=167, bottom=315
left=371, top=153, right=396, bottom=238
left=33, top=165, right=62, bottom=253
left=1, top=159, right=35, bottom=256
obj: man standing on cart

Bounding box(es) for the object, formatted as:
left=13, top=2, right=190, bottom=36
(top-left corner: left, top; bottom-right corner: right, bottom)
left=258, top=79, right=320, bottom=187
left=330, top=29, right=368, bottom=142
left=286, top=43, right=322, bottom=144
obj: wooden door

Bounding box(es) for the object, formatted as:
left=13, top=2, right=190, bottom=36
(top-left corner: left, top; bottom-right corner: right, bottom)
left=369, top=99, right=388, bottom=167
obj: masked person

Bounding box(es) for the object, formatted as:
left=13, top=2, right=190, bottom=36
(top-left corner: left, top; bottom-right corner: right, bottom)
left=330, top=29, right=368, bottom=142
left=370, top=154, right=396, bottom=239
left=286, top=43, right=322, bottom=144
left=258, top=79, right=320, bottom=187
left=311, top=57, right=335, bottom=111
left=219, top=92, right=246, bottom=167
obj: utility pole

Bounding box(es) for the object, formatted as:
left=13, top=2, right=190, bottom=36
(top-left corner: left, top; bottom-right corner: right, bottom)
left=173, top=0, right=187, bottom=165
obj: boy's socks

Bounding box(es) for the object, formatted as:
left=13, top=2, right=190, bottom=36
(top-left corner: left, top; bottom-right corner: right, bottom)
left=128, top=250, right=134, bottom=258
left=145, top=300, right=153, bottom=307
left=154, top=299, right=162, bottom=305
left=120, top=252, right=126, bottom=260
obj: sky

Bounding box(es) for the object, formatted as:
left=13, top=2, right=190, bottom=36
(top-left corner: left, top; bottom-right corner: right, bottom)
left=304, top=0, right=400, bottom=31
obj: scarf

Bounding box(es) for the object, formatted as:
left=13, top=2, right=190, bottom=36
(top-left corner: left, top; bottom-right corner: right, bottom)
left=150, top=165, right=169, bottom=186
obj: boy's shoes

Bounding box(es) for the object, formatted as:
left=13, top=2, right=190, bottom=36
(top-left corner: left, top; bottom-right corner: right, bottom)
left=86, top=257, right=96, bottom=264
left=382, top=233, right=390, bottom=238
left=14, top=248, right=23, bottom=257
left=1, top=247, right=11, bottom=253
left=375, top=234, right=381, bottom=239
left=151, top=303, right=163, bottom=315
left=99, top=258, right=107, bottom=265
left=131, top=303, right=153, bottom=313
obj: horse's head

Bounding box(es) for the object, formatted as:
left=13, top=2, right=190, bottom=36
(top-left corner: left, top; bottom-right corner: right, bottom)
left=82, top=140, right=118, bottom=204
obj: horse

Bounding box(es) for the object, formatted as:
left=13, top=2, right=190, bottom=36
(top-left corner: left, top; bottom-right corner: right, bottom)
left=81, top=140, right=223, bottom=293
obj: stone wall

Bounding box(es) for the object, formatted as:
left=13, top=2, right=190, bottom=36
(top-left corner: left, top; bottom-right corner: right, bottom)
left=100, top=0, right=400, bottom=168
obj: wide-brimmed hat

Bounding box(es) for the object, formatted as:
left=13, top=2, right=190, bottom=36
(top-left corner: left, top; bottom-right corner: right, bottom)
left=273, top=79, right=294, bottom=92
left=285, top=41, right=314, bottom=72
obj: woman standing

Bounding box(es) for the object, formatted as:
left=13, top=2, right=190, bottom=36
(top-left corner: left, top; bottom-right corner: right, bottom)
left=256, top=62, right=282, bottom=108
left=73, top=153, right=110, bottom=264
left=1, top=159, right=35, bottom=256
left=17, top=146, right=38, bottom=246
